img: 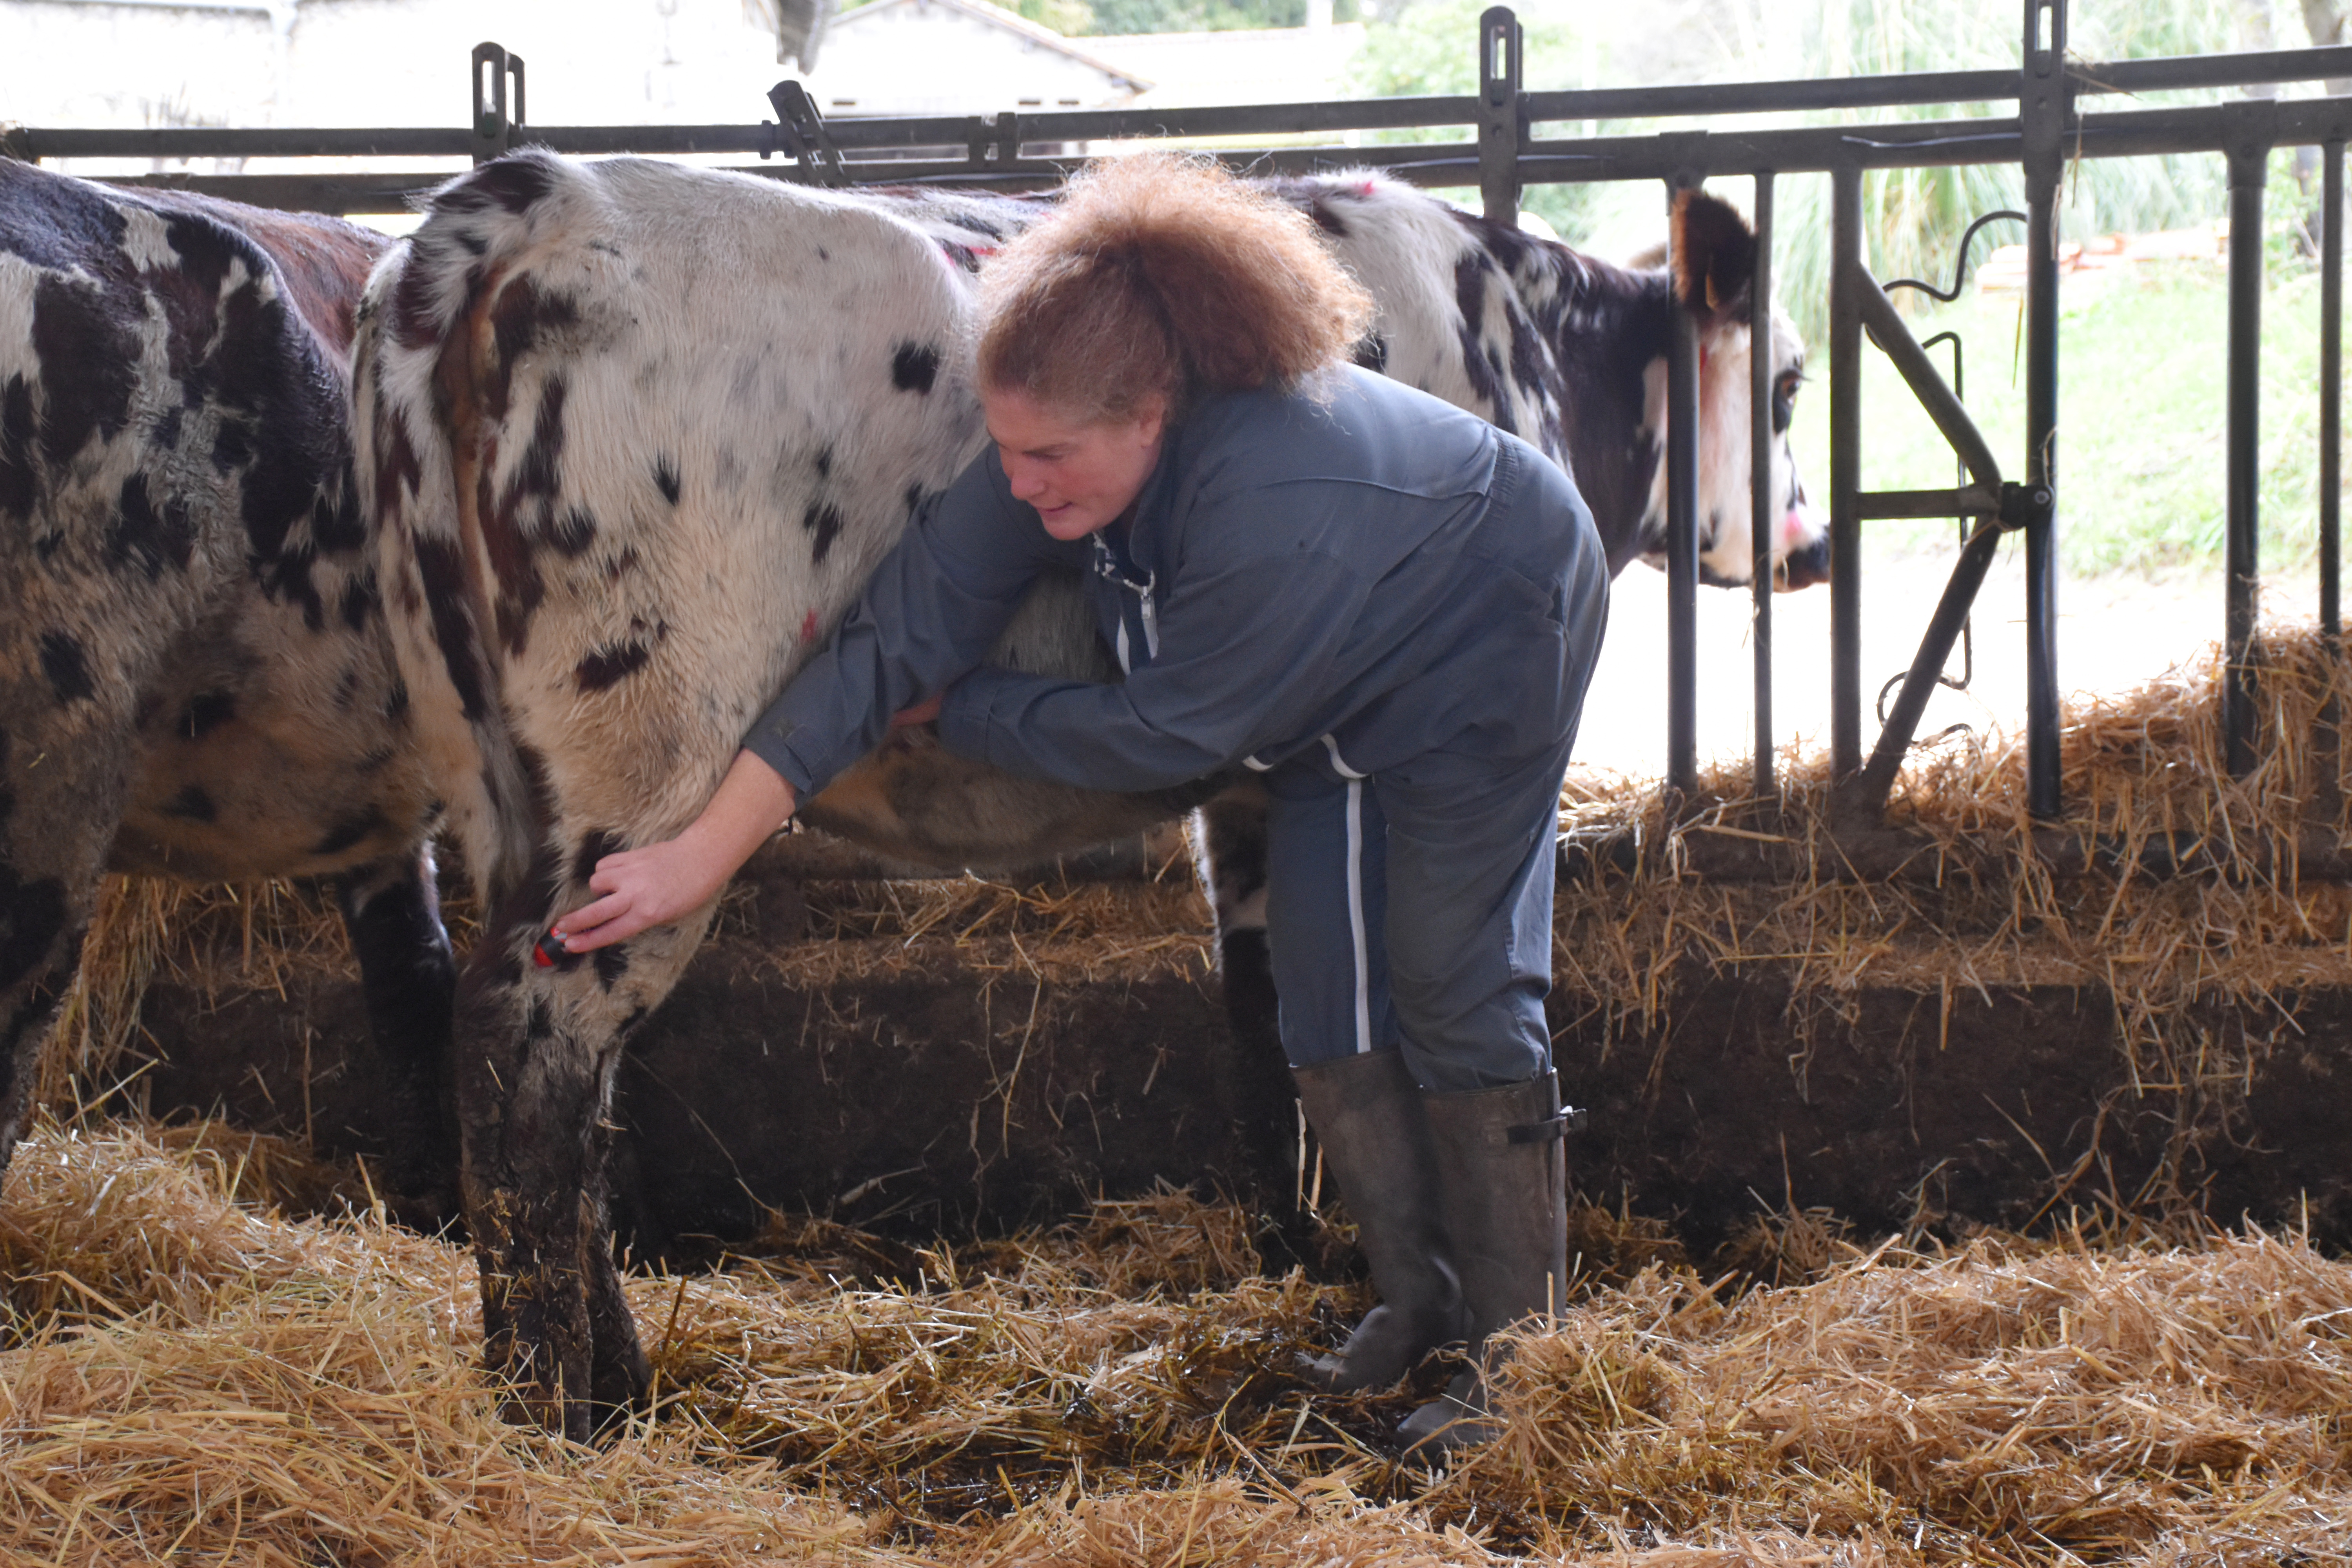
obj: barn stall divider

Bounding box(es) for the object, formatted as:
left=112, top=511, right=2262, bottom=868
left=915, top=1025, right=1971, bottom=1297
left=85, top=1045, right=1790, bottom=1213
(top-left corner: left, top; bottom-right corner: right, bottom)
left=14, top=0, right=2352, bottom=1261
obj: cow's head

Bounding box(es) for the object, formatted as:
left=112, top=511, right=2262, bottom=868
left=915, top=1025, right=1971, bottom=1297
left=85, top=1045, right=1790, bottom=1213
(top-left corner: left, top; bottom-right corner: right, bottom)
left=1641, top=189, right=1829, bottom=591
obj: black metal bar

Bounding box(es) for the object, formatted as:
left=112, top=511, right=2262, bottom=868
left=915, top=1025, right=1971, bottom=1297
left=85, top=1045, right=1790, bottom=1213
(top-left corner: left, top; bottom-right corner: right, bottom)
left=1847, top=518, right=2011, bottom=809
left=1750, top=170, right=1776, bottom=799
left=1857, top=486, right=2006, bottom=520
left=21, top=49, right=2352, bottom=173
left=1858, top=275, right=2003, bottom=490
left=2022, top=0, right=2066, bottom=820
left=2225, top=130, right=2271, bottom=779
left=1666, top=180, right=1701, bottom=795
left=15, top=125, right=477, bottom=159
left=1013, top=95, right=1479, bottom=142
left=2327, top=141, right=2345, bottom=654
left=52, top=96, right=2352, bottom=217
left=1830, top=162, right=1864, bottom=782
left=1479, top=7, right=1523, bottom=225
left=90, top=171, right=453, bottom=212
left=2077, top=45, right=2352, bottom=96
left=19, top=44, right=2352, bottom=171
left=470, top=42, right=522, bottom=165
left=1525, top=71, right=2018, bottom=125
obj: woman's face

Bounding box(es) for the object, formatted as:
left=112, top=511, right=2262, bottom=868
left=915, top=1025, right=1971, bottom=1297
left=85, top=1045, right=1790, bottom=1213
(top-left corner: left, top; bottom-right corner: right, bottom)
left=983, top=387, right=1166, bottom=542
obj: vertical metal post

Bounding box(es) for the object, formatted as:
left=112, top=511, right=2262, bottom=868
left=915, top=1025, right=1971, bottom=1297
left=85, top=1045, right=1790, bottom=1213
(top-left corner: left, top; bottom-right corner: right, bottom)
left=1666, top=180, right=1702, bottom=796
left=1829, top=161, right=1864, bottom=780
left=2225, top=132, right=2270, bottom=777
left=2324, top=139, right=2343, bottom=653
left=1750, top=170, right=1777, bottom=798
left=2020, top=0, right=2067, bottom=817
left=471, top=42, right=525, bottom=164
left=1477, top=7, right=1523, bottom=227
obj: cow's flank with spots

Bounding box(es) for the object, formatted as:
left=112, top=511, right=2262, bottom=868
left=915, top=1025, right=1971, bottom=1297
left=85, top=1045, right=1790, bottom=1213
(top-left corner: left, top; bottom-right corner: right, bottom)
left=0, top=160, right=456, bottom=1214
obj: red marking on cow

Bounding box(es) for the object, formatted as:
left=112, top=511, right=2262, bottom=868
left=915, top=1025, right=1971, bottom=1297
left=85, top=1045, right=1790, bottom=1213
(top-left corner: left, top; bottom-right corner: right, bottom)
left=800, top=608, right=819, bottom=644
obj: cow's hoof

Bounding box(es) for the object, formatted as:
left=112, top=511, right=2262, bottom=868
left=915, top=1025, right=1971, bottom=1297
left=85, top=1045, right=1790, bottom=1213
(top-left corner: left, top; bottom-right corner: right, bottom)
left=588, top=1342, right=654, bottom=1436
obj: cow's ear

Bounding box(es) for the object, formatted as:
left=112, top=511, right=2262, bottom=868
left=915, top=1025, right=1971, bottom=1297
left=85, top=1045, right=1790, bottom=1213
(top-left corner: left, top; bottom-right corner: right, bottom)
left=1670, top=188, right=1756, bottom=325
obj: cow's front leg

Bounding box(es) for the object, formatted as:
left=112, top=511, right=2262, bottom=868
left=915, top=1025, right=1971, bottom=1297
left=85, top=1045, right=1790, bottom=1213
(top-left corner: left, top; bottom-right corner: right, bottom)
left=336, top=846, right=459, bottom=1228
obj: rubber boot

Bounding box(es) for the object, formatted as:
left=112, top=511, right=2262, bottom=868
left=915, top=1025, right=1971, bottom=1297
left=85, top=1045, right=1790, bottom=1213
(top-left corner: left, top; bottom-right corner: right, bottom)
left=1292, top=1050, right=1465, bottom=1393
left=1397, top=1070, right=1571, bottom=1455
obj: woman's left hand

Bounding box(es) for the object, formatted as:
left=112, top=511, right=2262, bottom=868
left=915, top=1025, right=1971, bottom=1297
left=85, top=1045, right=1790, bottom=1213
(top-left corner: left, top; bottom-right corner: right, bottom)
left=891, top=691, right=944, bottom=727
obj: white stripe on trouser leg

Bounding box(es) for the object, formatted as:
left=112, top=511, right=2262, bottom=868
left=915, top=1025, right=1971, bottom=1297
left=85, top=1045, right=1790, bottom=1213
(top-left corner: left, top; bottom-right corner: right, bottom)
left=1345, top=777, right=1371, bottom=1054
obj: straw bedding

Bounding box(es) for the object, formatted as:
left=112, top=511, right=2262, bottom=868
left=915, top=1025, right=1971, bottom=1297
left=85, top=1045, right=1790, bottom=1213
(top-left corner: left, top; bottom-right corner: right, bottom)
left=14, top=625, right=2352, bottom=1561
left=5, top=1119, right=2349, bottom=1564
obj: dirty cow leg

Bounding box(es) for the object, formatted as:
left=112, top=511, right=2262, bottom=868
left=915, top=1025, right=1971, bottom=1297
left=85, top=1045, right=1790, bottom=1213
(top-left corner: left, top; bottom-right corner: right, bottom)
left=1194, top=779, right=1280, bottom=1056
left=0, top=711, right=134, bottom=1178
left=336, top=846, right=460, bottom=1228
left=1190, top=779, right=1306, bottom=1181
left=0, top=927, right=85, bottom=1176
left=455, top=871, right=697, bottom=1441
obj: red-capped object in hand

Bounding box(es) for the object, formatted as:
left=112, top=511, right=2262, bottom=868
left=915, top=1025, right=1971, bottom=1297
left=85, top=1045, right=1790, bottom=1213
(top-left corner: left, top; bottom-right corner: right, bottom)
left=534, top=930, right=567, bottom=968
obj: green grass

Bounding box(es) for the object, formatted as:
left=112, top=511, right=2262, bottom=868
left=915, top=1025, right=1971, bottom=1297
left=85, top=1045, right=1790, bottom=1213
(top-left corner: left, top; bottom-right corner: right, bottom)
left=1785, top=260, right=2343, bottom=583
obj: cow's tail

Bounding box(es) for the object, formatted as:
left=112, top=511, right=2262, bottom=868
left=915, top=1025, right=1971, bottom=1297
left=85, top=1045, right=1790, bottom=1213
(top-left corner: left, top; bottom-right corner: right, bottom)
left=352, top=152, right=593, bottom=902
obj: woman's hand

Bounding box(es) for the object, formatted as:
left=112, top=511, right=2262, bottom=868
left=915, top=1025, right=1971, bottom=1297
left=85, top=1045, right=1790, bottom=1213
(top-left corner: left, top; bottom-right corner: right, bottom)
left=552, top=751, right=797, bottom=953
left=891, top=691, right=944, bottom=728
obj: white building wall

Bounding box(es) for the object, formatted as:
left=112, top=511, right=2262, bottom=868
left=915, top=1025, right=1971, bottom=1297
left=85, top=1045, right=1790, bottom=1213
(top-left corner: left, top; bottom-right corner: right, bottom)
left=800, top=2, right=1136, bottom=116
left=1, top=1, right=287, bottom=127
left=0, top=0, right=791, bottom=131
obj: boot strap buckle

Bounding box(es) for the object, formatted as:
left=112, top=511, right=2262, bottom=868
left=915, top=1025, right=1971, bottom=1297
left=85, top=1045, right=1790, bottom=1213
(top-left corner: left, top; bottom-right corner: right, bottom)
left=1505, top=1106, right=1586, bottom=1145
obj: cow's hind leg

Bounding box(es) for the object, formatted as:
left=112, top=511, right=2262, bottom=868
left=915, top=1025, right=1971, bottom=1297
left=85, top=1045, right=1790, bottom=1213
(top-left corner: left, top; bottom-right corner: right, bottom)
left=456, top=857, right=695, bottom=1441
left=1, top=704, right=136, bottom=1182
left=1192, top=780, right=1304, bottom=1193
left=337, top=846, right=459, bottom=1228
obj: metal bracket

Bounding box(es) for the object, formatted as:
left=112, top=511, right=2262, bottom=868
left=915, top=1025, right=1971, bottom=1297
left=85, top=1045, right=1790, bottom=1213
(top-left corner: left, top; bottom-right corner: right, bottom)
left=1477, top=5, right=1523, bottom=225
left=1998, top=479, right=2055, bottom=532
left=961, top=111, right=1021, bottom=172
left=767, top=80, right=848, bottom=186
left=471, top=42, right=526, bottom=165
left=1504, top=1105, right=1588, bottom=1145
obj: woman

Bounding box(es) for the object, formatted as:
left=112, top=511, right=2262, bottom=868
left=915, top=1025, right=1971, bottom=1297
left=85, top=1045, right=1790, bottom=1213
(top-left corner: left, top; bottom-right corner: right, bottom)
left=553, top=156, right=1609, bottom=1451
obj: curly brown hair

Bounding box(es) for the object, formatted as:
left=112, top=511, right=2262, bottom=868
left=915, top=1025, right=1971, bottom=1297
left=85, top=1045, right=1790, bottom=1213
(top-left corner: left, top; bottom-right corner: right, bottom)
left=974, top=154, right=1373, bottom=425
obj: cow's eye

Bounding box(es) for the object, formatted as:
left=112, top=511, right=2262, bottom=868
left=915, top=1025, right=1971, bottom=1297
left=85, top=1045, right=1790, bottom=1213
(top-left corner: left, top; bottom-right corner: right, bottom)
left=1776, top=370, right=1803, bottom=402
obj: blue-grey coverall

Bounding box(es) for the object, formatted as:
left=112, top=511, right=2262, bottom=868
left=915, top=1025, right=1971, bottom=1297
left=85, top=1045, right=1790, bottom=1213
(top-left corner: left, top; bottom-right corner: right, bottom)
left=743, top=367, right=1609, bottom=1093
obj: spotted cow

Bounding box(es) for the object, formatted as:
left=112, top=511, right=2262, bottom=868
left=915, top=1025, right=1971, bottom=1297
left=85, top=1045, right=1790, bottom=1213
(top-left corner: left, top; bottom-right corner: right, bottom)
left=354, top=151, right=1819, bottom=1437
left=0, top=159, right=457, bottom=1216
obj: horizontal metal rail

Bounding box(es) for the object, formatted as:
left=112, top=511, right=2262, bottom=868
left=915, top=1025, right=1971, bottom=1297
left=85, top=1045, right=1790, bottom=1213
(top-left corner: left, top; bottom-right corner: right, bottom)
left=12, top=41, right=2352, bottom=173
left=56, top=93, right=2352, bottom=215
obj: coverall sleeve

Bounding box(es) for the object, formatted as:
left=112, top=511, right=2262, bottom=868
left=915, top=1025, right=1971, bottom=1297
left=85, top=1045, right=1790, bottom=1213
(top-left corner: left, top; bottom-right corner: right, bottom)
left=742, top=455, right=1065, bottom=797
left=939, top=491, right=1376, bottom=792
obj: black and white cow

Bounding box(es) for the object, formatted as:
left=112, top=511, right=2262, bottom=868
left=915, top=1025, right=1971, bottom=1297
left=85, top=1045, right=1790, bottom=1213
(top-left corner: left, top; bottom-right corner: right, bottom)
left=0, top=159, right=458, bottom=1218
left=352, top=152, right=1817, bottom=1436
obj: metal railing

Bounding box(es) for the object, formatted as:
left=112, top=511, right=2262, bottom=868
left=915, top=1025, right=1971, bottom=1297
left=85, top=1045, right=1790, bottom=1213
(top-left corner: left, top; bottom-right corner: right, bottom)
left=9, top=2, right=2349, bottom=835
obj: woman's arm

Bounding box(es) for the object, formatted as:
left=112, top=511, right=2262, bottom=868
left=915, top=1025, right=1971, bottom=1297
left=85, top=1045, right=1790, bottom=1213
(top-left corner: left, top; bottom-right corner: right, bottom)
left=552, top=750, right=797, bottom=952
